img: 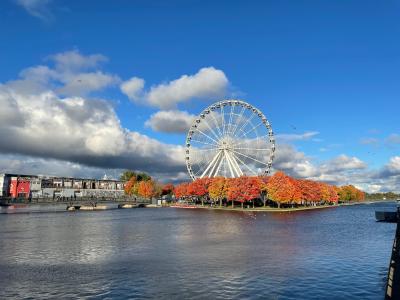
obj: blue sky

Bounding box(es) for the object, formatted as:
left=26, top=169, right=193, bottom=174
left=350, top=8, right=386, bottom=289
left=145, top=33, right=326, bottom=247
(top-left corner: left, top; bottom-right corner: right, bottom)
left=0, top=0, right=399, bottom=192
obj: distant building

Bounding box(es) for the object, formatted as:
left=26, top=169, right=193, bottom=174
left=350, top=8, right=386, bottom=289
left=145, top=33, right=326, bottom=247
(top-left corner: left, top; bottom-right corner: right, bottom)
left=0, top=173, right=126, bottom=199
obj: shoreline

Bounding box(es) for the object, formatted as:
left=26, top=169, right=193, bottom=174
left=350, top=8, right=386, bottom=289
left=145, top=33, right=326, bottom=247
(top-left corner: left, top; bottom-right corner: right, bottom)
left=171, top=200, right=394, bottom=213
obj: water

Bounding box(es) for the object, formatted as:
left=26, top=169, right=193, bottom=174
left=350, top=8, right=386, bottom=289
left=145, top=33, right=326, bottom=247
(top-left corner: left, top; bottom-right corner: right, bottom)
left=0, top=202, right=396, bottom=299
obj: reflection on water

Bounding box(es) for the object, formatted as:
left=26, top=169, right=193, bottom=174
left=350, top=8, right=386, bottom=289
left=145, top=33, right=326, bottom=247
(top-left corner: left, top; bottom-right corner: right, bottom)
left=0, top=202, right=396, bottom=299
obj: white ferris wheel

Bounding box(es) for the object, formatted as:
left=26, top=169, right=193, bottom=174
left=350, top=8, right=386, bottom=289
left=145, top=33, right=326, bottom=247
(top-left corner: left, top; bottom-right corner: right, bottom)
left=185, top=99, right=275, bottom=180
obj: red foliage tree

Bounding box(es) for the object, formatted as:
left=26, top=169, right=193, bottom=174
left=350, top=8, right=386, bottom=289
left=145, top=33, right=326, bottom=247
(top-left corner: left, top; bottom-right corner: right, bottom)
left=161, top=183, right=174, bottom=196
left=266, top=171, right=296, bottom=207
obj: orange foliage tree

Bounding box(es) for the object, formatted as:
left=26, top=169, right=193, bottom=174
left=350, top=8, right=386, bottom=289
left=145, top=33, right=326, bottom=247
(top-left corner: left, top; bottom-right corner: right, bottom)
left=208, top=177, right=227, bottom=207
left=138, top=180, right=156, bottom=199
left=174, top=183, right=189, bottom=200
left=226, top=176, right=261, bottom=209
left=124, top=176, right=137, bottom=196
left=266, top=171, right=296, bottom=208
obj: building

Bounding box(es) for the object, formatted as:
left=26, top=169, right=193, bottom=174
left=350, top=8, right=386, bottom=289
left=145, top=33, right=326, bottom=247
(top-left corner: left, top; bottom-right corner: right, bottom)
left=0, top=173, right=126, bottom=199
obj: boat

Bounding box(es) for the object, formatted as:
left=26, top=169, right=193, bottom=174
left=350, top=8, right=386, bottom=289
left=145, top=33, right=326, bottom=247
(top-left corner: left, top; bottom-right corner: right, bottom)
left=375, top=211, right=398, bottom=222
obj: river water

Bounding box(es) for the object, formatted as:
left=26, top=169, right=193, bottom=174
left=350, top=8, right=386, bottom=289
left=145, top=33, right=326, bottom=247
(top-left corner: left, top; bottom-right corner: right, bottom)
left=0, top=202, right=396, bottom=299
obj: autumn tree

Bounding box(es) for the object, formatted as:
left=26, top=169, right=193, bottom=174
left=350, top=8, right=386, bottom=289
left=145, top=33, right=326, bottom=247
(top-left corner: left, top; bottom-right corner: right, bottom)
left=174, top=183, right=189, bottom=200
left=226, top=176, right=261, bottom=209
left=190, top=178, right=212, bottom=205
left=208, top=177, right=227, bottom=207
left=266, top=171, right=296, bottom=208
left=124, top=176, right=137, bottom=196
left=161, top=183, right=175, bottom=196
left=138, top=180, right=156, bottom=199
left=259, top=176, right=270, bottom=206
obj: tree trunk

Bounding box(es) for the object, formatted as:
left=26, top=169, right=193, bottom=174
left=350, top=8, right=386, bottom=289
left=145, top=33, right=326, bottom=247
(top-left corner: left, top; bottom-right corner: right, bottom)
left=201, top=199, right=204, bottom=206
left=219, top=198, right=222, bottom=207
left=252, top=199, right=255, bottom=208
left=241, top=202, right=244, bottom=210
left=277, top=202, right=280, bottom=209
left=232, top=200, right=234, bottom=208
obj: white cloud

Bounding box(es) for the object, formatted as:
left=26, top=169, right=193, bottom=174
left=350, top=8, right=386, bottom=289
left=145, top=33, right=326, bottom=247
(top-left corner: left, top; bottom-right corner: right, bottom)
left=120, top=67, right=229, bottom=109
left=145, top=110, right=195, bottom=133
left=275, top=131, right=319, bottom=142
left=49, top=50, right=108, bottom=71
left=16, top=0, right=53, bottom=21
left=120, top=77, right=145, bottom=101
left=0, top=85, right=185, bottom=178
left=320, top=154, right=367, bottom=173
left=273, top=144, right=318, bottom=178
left=6, top=50, right=119, bottom=97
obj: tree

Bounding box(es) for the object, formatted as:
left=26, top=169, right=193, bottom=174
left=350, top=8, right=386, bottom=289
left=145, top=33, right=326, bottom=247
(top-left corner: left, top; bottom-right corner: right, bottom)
left=136, top=172, right=151, bottom=182
left=226, top=176, right=261, bottom=209
left=190, top=178, right=211, bottom=205
left=124, top=176, right=137, bottom=195
left=138, top=180, right=156, bottom=199
left=161, top=183, right=174, bottom=196
left=120, top=170, right=136, bottom=182
left=208, top=177, right=227, bottom=207
left=174, top=183, right=189, bottom=200
left=259, top=176, right=270, bottom=207
left=266, top=171, right=296, bottom=208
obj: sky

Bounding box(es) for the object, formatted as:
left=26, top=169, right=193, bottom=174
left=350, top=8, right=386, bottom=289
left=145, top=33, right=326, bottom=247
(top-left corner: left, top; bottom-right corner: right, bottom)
left=0, top=0, right=399, bottom=192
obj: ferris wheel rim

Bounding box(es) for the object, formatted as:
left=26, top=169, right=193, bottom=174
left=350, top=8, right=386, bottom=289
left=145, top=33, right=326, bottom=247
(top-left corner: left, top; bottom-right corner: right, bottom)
left=185, top=99, right=275, bottom=180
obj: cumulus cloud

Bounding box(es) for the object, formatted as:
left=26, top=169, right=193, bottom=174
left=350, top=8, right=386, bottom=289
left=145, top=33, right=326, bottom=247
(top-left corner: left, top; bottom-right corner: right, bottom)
left=120, top=67, right=229, bottom=109
left=145, top=110, right=195, bottom=133
left=16, top=0, right=53, bottom=21
left=120, top=77, right=145, bottom=101
left=273, top=144, right=318, bottom=178
left=275, top=131, right=319, bottom=142
left=0, top=89, right=185, bottom=175
left=0, top=51, right=185, bottom=178
left=5, top=50, right=119, bottom=97
left=320, top=154, right=367, bottom=173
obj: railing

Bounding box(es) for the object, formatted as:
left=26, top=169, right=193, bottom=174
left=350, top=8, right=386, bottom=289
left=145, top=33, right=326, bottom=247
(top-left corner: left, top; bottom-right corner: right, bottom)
left=0, top=196, right=150, bottom=205
left=385, top=207, right=400, bottom=299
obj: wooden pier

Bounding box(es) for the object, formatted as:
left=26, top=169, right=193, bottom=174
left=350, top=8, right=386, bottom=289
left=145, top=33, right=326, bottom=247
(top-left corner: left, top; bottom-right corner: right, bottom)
left=385, top=208, right=400, bottom=299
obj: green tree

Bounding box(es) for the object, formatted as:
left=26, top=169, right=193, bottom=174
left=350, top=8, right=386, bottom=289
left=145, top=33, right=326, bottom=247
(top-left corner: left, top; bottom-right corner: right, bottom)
left=120, top=170, right=136, bottom=182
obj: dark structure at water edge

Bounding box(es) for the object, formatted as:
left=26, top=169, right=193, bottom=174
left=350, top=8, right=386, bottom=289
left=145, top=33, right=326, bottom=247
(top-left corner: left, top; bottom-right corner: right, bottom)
left=386, top=208, right=400, bottom=299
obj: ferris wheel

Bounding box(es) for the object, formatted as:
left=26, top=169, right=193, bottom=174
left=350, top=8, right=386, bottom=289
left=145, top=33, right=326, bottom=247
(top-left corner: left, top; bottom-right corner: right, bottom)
left=185, top=99, right=275, bottom=180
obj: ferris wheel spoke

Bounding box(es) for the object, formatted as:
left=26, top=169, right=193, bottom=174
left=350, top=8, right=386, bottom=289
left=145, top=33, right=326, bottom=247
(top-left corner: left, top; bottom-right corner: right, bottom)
left=231, top=149, right=269, bottom=167
left=233, top=112, right=255, bottom=140
left=230, top=151, right=257, bottom=175
left=191, top=147, right=219, bottom=152
left=195, top=128, right=220, bottom=144
left=226, top=104, right=235, bottom=136
left=230, top=105, right=246, bottom=137
left=202, top=117, right=221, bottom=141
left=200, top=150, right=222, bottom=178
left=231, top=133, right=271, bottom=148
left=209, top=111, right=224, bottom=138
left=223, top=150, right=236, bottom=177
left=237, top=122, right=264, bottom=140
left=225, top=150, right=243, bottom=176
left=208, top=151, right=223, bottom=177
left=233, top=147, right=271, bottom=151
left=220, top=104, right=226, bottom=137
left=191, top=139, right=219, bottom=148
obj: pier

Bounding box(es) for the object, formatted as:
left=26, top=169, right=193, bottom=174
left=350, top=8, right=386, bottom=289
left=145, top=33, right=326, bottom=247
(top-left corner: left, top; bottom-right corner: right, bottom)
left=385, top=208, right=400, bottom=299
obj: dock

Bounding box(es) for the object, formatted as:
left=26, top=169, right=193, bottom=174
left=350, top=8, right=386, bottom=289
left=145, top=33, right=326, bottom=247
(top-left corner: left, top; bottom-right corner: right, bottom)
left=385, top=208, right=400, bottom=299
